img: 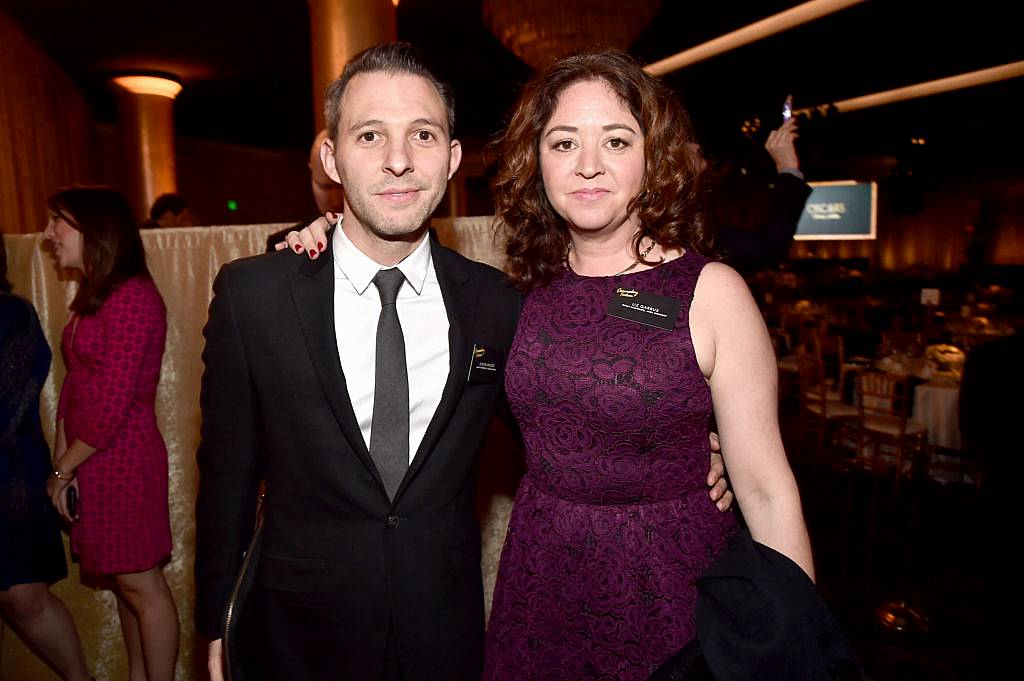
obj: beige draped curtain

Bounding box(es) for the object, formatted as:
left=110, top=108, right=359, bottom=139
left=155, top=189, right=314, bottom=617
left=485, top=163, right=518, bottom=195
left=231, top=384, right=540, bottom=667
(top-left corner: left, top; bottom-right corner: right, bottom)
left=1, top=218, right=521, bottom=681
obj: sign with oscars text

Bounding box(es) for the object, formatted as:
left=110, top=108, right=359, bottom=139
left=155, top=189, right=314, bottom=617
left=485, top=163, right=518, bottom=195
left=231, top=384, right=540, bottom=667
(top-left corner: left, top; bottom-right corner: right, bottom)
left=795, top=181, right=877, bottom=240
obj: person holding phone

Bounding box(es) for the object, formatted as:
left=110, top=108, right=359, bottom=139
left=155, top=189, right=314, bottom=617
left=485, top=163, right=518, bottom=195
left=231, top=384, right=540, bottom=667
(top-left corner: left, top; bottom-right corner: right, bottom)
left=700, top=96, right=810, bottom=274
left=43, top=187, right=178, bottom=681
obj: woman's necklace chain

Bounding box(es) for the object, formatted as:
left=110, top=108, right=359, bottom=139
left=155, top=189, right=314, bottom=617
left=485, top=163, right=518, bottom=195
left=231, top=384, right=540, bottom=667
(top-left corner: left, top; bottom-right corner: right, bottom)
left=567, top=238, right=656, bottom=276
left=612, top=240, right=655, bottom=276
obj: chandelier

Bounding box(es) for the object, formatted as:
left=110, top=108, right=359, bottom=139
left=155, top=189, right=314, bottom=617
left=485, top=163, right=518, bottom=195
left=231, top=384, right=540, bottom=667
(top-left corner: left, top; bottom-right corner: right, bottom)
left=483, top=0, right=663, bottom=70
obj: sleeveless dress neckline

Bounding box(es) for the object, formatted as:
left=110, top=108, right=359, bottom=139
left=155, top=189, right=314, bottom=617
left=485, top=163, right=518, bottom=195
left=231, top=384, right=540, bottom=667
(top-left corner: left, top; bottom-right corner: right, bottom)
left=563, top=247, right=693, bottom=281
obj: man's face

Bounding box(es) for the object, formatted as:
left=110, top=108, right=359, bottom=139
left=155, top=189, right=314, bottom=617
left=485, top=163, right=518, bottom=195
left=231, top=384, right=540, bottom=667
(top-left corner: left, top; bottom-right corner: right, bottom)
left=323, top=72, right=461, bottom=243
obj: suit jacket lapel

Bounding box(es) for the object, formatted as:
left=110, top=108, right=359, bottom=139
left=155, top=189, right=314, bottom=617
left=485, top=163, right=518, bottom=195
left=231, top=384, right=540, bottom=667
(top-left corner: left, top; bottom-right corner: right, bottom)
left=393, top=245, right=476, bottom=501
left=287, top=247, right=384, bottom=490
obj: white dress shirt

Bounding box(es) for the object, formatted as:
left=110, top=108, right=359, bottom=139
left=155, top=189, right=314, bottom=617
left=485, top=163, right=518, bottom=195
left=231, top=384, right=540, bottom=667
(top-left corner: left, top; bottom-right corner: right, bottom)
left=333, top=224, right=450, bottom=463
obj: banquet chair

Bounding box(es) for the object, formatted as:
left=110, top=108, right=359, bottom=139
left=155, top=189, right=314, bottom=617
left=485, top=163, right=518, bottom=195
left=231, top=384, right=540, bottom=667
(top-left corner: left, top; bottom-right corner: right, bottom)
left=848, top=371, right=929, bottom=495
left=849, top=372, right=937, bottom=634
left=808, top=327, right=846, bottom=390
left=796, top=355, right=866, bottom=594
left=768, top=325, right=791, bottom=357
left=796, top=354, right=858, bottom=465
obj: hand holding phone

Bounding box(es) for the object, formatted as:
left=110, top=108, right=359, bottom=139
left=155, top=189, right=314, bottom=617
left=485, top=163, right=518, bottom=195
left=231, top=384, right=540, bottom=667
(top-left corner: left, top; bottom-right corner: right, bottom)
left=766, top=99, right=800, bottom=172
left=66, top=485, right=78, bottom=520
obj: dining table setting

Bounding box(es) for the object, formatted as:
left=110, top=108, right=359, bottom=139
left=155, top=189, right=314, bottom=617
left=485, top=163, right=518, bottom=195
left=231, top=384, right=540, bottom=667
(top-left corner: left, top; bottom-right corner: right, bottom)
left=837, top=343, right=969, bottom=483
left=764, top=277, right=1016, bottom=488
left=852, top=344, right=965, bottom=448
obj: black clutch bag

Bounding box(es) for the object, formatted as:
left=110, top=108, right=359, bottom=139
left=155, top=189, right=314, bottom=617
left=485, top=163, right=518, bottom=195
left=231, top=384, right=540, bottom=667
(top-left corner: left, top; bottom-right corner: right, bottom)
left=222, top=498, right=264, bottom=681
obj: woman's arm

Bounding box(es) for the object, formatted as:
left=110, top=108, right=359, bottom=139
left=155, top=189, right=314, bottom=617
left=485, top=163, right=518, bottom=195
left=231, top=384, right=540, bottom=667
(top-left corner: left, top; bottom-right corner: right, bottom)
left=53, top=437, right=97, bottom=476
left=691, top=262, right=814, bottom=580
left=54, top=417, right=68, bottom=461
left=47, top=434, right=94, bottom=521
left=48, top=418, right=94, bottom=521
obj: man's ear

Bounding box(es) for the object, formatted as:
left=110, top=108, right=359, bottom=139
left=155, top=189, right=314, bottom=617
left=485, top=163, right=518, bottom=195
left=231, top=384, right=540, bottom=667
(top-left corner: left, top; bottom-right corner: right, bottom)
left=447, top=139, right=463, bottom=181
left=322, top=137, right=342, bottom=184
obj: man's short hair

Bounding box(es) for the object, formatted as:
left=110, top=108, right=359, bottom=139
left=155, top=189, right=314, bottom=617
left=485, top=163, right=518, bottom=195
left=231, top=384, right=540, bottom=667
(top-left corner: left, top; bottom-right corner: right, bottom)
left=149, top=193, right=189, bottom=221
left=324, top=42, right=456, bottom=143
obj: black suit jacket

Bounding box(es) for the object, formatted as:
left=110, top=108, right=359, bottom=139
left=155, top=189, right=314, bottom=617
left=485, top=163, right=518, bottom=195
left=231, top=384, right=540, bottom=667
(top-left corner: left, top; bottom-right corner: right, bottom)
left=195, top=237, right=521, bottom=681
left=716, top=171, right=811, bottom=273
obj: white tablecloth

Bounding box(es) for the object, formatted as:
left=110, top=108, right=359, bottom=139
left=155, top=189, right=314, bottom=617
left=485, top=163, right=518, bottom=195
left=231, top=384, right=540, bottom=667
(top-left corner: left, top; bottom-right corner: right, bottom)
left=913, top=382, right=961, bottom=449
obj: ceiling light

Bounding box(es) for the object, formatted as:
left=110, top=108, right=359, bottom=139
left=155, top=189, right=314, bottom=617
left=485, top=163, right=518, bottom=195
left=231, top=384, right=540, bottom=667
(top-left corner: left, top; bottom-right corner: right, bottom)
left=111, top=76, right=182, bottom=99
left=795, top=61, right=1024, bottom=115
left=645, top=0, right=867, bottom=76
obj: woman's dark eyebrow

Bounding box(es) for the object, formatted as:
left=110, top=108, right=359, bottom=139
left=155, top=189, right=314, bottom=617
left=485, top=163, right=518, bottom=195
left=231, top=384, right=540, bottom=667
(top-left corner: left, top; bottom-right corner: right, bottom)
left=543, top=123, right=638, bottom=138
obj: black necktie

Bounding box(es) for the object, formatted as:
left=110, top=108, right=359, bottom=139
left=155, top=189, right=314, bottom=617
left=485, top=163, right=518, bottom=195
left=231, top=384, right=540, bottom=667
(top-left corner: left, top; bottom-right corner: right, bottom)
left=370, top=268, right=409, bottom=500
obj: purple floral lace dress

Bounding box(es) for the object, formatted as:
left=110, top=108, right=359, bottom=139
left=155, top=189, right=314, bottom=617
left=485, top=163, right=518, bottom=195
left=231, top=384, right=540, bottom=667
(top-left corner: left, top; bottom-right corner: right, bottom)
left=484, top=251, right=738, bottom=681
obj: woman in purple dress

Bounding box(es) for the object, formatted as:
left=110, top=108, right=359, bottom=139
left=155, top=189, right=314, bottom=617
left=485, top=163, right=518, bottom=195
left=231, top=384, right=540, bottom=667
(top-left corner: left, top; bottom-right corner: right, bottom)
left=42, top=188, right=178, bottom=681
left=481, top=51, right=814, bottom=680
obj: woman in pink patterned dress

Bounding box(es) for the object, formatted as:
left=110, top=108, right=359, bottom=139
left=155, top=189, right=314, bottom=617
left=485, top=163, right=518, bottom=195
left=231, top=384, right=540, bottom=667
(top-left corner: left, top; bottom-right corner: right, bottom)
left=44, top=187, right=178, bottom=681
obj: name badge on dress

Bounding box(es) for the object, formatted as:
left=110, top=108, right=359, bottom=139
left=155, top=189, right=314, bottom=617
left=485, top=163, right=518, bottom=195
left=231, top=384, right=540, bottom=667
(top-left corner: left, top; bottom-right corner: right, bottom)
left=467, top=344, right=505, bottom=383
left=605, top=288, right=681, bottom=331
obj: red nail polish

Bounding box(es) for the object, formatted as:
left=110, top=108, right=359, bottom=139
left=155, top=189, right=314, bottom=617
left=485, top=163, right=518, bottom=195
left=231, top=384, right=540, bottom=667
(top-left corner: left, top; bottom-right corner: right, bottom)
left=309, top=249, right=318, bottom=257
left=318, top=242, right=325, bottom=251
left=294, top=244, right=303, bottom=253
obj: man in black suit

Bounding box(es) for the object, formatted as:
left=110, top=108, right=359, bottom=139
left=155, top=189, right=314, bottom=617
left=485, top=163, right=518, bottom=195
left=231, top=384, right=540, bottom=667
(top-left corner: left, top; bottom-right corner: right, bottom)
left=196, top=43, right=519, bottom=681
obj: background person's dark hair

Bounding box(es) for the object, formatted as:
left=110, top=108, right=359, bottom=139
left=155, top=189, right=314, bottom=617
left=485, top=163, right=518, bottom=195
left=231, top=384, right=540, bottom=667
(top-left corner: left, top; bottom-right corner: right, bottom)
left=47, top=187, right=150, bottom=316
left=324, top=41, right=456, bottom=143
left=0, top=234, right=12, bottom=293
left=149, top=193, right=189, bottom=222
left=493, top=50, right=714, bottom=293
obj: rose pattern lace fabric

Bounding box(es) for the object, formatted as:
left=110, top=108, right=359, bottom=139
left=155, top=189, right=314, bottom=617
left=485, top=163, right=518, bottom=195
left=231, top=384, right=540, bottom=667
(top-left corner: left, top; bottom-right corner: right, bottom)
left=484, top=251, right=738, bottom=681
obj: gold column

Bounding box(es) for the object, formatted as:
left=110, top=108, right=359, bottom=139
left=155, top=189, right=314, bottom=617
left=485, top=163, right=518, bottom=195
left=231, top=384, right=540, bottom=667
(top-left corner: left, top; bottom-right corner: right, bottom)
left=110, top=76, right=182, bottom=220
left=308, top=0, right=397, bottom=129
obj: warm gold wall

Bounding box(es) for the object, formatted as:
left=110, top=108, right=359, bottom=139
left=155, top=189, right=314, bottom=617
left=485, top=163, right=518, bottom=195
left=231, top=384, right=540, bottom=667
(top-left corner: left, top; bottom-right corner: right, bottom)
left=175, top=137, right=313, bottom=226
left=93, top=124, right=315, bottom=227
left=0, top=10, right=98, bottom=235
left=0, top=8, right=311, bottom=236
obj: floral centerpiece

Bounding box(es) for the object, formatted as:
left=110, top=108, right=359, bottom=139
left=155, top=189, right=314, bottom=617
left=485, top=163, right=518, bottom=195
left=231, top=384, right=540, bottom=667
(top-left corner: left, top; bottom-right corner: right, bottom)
left=925, top=344, right=965, bottom=380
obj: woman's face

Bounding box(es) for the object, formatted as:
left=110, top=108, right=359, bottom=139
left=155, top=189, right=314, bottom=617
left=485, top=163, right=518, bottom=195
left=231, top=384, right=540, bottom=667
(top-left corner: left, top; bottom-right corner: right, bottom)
left=539, top=79, right=645, bottom=237
left=44, top=212, right=84, bottom=271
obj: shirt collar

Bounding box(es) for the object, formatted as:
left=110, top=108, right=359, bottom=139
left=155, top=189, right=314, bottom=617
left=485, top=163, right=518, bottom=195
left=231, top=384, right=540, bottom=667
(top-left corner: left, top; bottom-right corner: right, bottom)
left=333, top=218, right=433, bottom=296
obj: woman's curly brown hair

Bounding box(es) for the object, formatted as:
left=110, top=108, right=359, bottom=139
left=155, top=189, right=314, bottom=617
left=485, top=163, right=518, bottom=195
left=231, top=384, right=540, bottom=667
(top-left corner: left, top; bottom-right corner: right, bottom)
left=493, top=50, right=714, bottom=293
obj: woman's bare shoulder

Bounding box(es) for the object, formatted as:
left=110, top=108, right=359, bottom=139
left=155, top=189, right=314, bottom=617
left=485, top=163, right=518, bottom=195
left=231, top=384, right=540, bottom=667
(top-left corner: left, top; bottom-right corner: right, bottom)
left=694, top=261, right=753, bottom=310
